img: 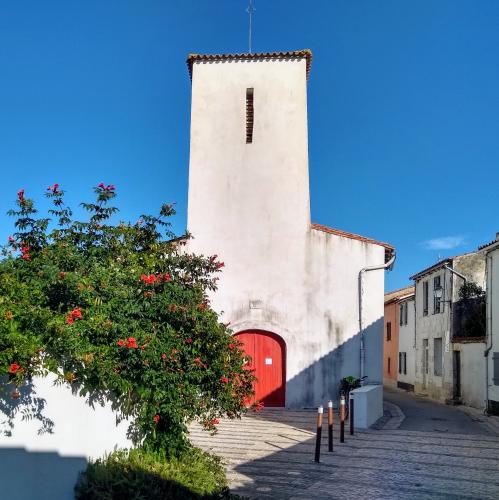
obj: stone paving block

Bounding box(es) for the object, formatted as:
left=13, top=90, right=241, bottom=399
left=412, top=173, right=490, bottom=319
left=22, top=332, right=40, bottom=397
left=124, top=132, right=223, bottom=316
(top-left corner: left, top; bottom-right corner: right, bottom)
left=190, top=409, right=499, bottom=499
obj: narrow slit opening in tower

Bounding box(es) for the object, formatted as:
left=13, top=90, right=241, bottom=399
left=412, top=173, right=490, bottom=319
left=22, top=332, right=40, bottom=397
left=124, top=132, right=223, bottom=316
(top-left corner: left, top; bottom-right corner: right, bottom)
left=246, top=88, right=254, bottom=143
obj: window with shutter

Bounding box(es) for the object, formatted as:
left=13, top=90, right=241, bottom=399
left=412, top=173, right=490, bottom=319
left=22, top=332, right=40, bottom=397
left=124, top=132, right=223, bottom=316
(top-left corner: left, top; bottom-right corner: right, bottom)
left=493, top=353, right=499, bottom=385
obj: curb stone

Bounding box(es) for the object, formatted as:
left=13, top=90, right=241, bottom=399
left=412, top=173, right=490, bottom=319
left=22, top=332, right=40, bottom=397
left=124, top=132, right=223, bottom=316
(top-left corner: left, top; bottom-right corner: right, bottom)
left=371, top=401, right=405, bottom=430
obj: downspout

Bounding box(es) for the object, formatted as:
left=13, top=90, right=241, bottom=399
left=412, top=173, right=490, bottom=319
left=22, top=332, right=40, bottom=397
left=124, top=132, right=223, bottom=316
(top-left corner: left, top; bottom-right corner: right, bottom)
left=484, top=252, right=494, bottom=413
left=359, top=251, right=396, bottom=382
left=443, top=265, right=467, bottom=286
left=443, top=264, right=466, bottom=401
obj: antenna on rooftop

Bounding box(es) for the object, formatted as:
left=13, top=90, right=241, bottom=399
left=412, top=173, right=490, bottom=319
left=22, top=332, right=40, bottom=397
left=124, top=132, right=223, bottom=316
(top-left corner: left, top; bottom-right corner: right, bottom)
left=246, top=0, right=256, bottom=53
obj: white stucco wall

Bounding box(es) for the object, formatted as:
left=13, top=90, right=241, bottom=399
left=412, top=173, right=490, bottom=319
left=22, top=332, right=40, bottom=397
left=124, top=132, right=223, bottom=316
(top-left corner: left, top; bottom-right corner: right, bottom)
left=398, top=297, right=416, bottom=388
left=453, top=342, right=486, bottom=408
left=187, top=55, right=387, bottom=408
left=486, top=245, right=499, bottom=405
left=414, top=267, right=453, bottom=401
left=0, top=374, right=132, bottom=499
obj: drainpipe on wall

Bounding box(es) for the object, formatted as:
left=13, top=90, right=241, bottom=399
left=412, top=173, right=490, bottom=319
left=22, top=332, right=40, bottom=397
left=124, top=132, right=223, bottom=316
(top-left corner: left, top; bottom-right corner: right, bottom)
left=443, top=264, right=467, bottom=341
left=443, top=264, right=467, bottom=402
left=484, top=252, right=494, bottom=414
left=359, top=252, right=396, bottom=383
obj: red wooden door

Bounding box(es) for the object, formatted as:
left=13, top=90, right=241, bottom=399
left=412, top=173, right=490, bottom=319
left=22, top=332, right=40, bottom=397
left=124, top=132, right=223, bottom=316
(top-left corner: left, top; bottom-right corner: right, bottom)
left=236, top=330, right=285, bottom=407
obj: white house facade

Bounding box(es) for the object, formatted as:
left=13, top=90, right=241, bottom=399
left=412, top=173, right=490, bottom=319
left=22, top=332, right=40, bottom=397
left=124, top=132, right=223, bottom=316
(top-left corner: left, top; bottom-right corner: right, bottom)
left=186, top=50, right=394, bottom=409
left=411, top=252, right=486, bottom=407
left=398, top=293, right=416, bottom=391
left=482, top=234, right=499, bottom=414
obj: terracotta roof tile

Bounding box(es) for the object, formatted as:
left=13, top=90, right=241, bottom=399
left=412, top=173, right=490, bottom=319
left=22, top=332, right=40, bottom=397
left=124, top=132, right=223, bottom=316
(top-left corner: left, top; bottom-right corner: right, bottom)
left=187, top=50, right=313, bottom=81
left=384, top=285, right=415, bottom=304
left=311, top=223, right=394, bottom=250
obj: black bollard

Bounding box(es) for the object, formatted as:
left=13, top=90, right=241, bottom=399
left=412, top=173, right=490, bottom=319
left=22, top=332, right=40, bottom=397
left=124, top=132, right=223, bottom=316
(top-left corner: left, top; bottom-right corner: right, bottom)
left=350, top=395, right=355, bottom=436
left=328, top=400, right=333, bottom=452
left=315, top=405, right=323, bottom=462
left=340, top=394, right=345, bottom=443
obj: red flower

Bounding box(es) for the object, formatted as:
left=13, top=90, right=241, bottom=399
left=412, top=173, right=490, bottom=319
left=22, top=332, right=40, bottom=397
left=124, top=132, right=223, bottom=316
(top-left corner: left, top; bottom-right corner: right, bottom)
left=126, top=337, right=138, bottom=349
left=20, top=244, right=30, bottom=261
left=220, top=376, right=229, bottom=384
left=117, top=340, right=125, bottom=347
left=228, top=343, right=236, bottom=350
left=209, top=255, right=218, bottom=262
left=8, top=236, right=14, bottom=243
left=70, top=307, right=83, bottom=320
left=59, top=271, right=66, bottom=278
left=17, top=189, right=24, bottom=201
left=98, top=182, right=105, bottom=189
left=216, top=262, right=225, bottom=269
left=143, top=291, right=153, bottom=297
left=114, top=367, right=121, bottom=374
left=163, top=274, right=171, bottom=282
left=140, top=274, right=158, bottom=285
left=66, top=317, right=74, bottom=325
left=8, top=363, right=20, bottom=374
left=153, top=414, right=160, bottom=424
left=185, top=338, right=193, bottom=344
left=193, top=357, right=207, bottom=368
left=47, top=183, right=60, bottom=193
left=161, top=353, right=167, bottom=359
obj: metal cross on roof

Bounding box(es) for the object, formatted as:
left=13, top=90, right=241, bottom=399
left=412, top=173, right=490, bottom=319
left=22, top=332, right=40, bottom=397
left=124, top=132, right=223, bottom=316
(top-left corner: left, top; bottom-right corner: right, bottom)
left=246, top=0, right=256, bottom=54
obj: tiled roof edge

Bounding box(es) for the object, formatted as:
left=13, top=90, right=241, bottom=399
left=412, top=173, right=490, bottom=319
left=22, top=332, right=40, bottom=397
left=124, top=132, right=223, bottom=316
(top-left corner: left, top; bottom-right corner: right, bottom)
left=311, top=223, right=394, bottom=250
left=187, top=49, right=313, bottom=81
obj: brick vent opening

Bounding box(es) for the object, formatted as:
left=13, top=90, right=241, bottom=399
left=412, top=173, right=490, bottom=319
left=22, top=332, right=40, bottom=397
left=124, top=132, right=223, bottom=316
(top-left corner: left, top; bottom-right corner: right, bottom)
left=246, top=88, right=254, bottom=143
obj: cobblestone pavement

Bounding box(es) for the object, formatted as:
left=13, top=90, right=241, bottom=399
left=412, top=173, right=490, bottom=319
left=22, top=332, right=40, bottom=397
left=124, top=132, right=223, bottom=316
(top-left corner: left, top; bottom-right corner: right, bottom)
left=384, top=386, right=499, bottom=435
left=190, top=408, right=499, bottom=499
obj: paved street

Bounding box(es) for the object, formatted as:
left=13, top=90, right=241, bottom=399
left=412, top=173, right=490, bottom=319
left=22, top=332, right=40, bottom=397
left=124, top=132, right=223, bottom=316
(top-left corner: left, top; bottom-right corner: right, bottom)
left=384, top=386, right=499, bottom=436
left=190, top=394, right=499, bottom=499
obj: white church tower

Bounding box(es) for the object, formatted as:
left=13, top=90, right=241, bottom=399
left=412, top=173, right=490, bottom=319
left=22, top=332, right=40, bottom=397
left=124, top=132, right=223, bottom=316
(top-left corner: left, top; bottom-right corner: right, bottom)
left=186, top=50, right=394, bottom=413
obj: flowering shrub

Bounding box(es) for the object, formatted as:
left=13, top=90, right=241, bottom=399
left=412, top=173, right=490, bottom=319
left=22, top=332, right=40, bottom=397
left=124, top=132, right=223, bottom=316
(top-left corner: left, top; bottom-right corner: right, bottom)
left=0, top=184, right=254, bottom=455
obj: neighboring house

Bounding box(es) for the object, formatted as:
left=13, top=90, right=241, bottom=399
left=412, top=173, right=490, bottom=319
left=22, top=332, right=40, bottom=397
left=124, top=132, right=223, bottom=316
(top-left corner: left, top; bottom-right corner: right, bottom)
left=410, top=251, right=486, bottom=407
left=384, top=286, right=414, bottom=388
left=481, top=233, right=499, bottom=415
left=398, top=290, right=416, bottom=391
left=186, top=50, right=395, bottom=408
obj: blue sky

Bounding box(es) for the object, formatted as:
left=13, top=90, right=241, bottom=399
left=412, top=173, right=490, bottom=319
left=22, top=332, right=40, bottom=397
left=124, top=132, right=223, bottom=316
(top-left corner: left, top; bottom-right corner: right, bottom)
left=0, top=0, right=498, bottom=291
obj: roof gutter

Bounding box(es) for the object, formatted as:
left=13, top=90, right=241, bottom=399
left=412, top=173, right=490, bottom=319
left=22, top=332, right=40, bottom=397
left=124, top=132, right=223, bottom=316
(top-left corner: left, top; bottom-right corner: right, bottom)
left=359, top=252, right=396, bottom=382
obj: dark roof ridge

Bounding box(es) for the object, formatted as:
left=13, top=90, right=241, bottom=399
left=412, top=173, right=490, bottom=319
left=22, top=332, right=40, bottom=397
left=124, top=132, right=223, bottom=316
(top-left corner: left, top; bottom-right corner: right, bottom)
left=187, top=49, right=313, bottom=80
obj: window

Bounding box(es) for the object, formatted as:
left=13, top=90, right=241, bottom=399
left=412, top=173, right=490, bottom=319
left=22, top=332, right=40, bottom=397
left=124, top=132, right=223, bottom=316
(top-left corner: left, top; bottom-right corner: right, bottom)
left=388, top=357, right=391, bottom=374
left=434, top=338, right=443, bottom=376
left=399, top=302, right=409, bottom=326
left=398, top=352, right=407, bottom=375
left=386, top=322, right=392, bottom=341
left=423, top=281, right=429, bottom=316
left=433, top=275, right=442, bottom=314
left=493, top=353, right=499, bottom=386
left=423, top=339, right=429, bottom=374
left=246, top=88, right=254, bottom=143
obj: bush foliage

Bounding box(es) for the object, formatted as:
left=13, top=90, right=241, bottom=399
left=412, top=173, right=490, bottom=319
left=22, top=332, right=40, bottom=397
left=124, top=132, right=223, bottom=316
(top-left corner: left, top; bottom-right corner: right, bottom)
left=74, top=447, right=238, bottom=500
left=0, top=184, right=254, bottom=454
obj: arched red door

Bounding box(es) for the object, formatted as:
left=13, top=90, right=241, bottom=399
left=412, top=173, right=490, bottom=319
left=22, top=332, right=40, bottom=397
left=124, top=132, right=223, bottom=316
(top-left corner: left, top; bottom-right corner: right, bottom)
left=235, top=330, right=285, bottom=407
